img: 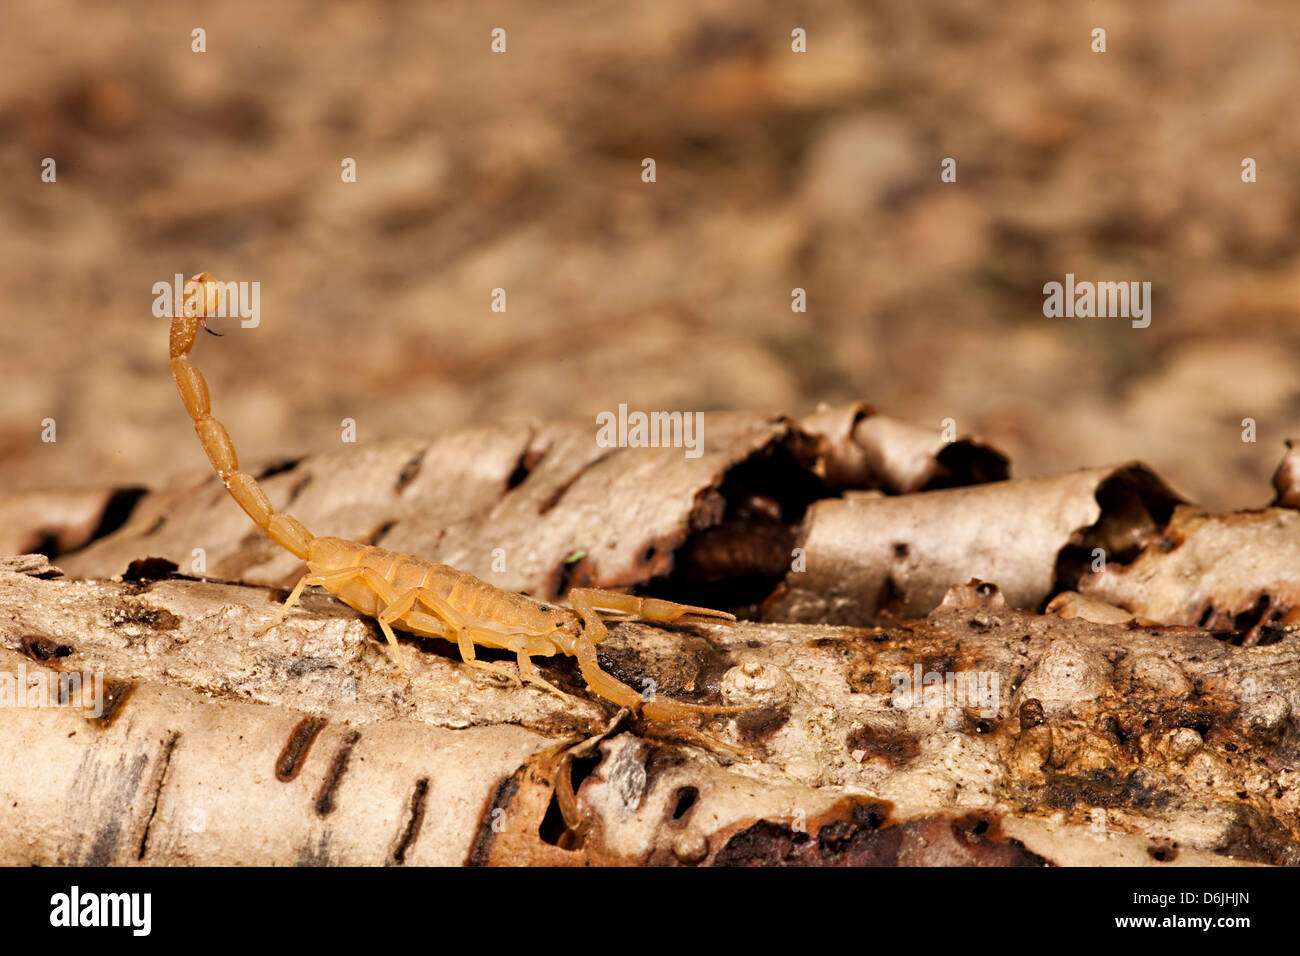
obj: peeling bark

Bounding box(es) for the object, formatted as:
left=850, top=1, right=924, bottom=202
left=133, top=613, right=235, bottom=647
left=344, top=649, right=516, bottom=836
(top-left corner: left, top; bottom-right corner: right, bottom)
left=764, top=463, right=1182, bottom=625
left=53, top=407, right=1010, bottom=604
left=1, top=565, right=1294, bottom=866
left=0, top=487, right=142, bottom=558
left=800, top=402, right=1009, bottom=494
left=1272, top=440, right=1300, bottom=509
left=1079, top=506, right=1300, bottom=642
left=6, top=423, right=1300, bottom=866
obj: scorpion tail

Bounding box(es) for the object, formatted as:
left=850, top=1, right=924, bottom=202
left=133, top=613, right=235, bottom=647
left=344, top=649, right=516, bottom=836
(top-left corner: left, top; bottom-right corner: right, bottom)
left=168, top=272, right=316, bottom=561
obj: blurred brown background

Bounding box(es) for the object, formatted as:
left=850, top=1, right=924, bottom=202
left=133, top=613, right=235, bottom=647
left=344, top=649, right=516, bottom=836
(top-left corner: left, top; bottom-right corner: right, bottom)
left=3, top=0, right=1299, bottom=512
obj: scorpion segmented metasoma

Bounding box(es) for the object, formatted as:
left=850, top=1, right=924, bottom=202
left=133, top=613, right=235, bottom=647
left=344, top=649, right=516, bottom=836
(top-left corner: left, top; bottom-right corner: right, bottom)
left=169, top=273, right=745, bottom=721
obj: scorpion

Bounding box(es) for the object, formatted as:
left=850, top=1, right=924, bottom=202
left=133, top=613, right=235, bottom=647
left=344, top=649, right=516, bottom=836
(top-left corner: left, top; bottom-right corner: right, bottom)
left=169, top=273, right=745, bottom=721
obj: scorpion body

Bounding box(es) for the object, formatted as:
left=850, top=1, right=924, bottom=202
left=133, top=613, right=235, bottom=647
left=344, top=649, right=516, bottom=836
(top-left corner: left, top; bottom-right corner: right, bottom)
left=169, top=273, right=742, bottom=721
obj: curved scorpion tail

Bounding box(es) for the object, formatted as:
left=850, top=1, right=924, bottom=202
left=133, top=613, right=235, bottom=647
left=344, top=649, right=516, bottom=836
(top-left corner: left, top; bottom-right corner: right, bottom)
left=168, top=272, right=316, bottom=561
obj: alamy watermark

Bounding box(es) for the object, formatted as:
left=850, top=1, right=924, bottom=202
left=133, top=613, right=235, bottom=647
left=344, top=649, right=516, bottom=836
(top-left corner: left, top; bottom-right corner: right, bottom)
left=151, top=273, right=260, bottom=328
left=890, top=663, right=1000, bottom=719
left=1042, top=273, right=1151, bottom=329
left=595, top=404, right=703, bottom=459
left=50, top=886, right=150, bottom=936
left=1, top=663, right=104, bottom=717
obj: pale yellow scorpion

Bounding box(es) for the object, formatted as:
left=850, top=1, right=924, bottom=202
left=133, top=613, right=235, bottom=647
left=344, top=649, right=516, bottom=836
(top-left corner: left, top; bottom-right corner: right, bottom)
left=169, top=273, right=743, bottom=721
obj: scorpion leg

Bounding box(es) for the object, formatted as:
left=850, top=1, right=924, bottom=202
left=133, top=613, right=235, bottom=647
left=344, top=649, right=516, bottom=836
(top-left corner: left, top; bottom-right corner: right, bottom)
left=349, top=579, right=465, bottom=670
left=372, top=585, right=432, bottom=669
left=403, top=590, right=520, bottom=686
left=453, top=634, right=520, bottom=686
left=256, top=567, right=368, bottom=638
left=513, top=647, right=568, bottom=701
left=567, top=589, right=747, bottom=720
left=266, top=566, right=411, bottom=665
left=346, top=567, right=410, bottom=665
left=404, top=607, right=567, bottom=700
left=259, top=568, right=408, bottom=666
